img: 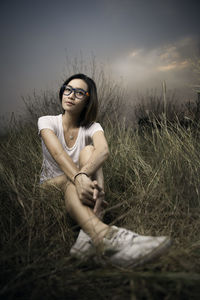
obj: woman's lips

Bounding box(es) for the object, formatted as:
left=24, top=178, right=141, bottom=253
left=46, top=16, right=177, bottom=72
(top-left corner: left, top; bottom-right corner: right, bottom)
left=65, top=101, right=75, bottom=106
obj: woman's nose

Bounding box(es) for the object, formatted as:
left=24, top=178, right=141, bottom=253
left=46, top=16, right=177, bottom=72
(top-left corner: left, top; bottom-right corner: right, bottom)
left=69, top=90, right=75, bottom=99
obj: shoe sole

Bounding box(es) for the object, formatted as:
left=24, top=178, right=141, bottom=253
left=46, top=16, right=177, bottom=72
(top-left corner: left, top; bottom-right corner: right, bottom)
left=70, top=245, right=95, bottom=260
left=126, top=236, right=172, bottom=268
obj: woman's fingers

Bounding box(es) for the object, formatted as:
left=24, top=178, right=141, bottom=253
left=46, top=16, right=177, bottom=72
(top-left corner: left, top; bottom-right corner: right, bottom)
left=93, top=198, right=102, bottom=214
left=75, top=174, right=95, bottom=201
left=82, top=198, right=95, bottom=207
left=75, top=176, right=106, bottom=207
left=79, top=190, right=95, bottom=203
left=92, top=180, right=103, bottom=192
left=93, top=188, right=99, bottom=200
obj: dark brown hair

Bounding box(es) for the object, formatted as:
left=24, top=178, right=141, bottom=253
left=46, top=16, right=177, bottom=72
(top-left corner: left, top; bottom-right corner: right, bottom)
left=59, top=74, right=98, bottom=127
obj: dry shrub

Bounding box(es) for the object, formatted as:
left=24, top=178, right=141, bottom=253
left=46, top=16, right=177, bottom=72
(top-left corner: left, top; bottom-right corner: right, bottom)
left=1, top=117, right=200, bottom=299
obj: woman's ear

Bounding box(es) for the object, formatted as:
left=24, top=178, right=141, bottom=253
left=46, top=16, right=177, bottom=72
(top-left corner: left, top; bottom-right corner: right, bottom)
left=59, top=85, right=66, bottom=101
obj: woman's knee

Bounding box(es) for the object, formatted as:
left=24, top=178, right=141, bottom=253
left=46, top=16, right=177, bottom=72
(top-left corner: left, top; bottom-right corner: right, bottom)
left=79, top=145, right=94, bottom=167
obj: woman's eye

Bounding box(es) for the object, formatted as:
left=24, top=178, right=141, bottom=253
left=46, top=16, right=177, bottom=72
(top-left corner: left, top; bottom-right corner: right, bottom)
left=77, top=91, right=84, bottom=96
left=65, top=88, right=71, bottom=93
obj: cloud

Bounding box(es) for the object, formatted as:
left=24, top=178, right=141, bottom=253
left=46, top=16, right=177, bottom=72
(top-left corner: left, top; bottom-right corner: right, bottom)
left=111, top=36, right=199, bottom=97
left=129, top=50, right=142, bottom=58
left=158, top=60, right=189, bottom=72
left=156, top=41, right=192, bottom=72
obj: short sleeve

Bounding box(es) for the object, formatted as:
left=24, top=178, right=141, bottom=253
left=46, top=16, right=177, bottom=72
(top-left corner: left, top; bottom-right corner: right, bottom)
left=86, top=122, right=104, bottom=139
left=38, top=115, right=58, bottom=135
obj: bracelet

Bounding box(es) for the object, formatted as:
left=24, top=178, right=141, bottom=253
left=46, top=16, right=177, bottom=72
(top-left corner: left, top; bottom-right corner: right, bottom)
left=74, top=172, right=89, bottom=183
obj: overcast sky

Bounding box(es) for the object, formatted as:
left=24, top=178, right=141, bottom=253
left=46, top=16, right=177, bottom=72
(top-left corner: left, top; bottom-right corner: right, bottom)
left=1, top=0, right=200, bottom=117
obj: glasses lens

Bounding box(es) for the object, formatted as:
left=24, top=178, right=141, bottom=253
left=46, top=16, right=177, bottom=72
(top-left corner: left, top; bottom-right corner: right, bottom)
left=64, top=87, right=72, bottom=95
left=75, top=90, right=85, bottom=99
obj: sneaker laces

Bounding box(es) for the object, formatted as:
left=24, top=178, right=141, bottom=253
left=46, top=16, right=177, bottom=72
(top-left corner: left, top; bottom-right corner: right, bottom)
left=103, top=226, right=138, bottom=251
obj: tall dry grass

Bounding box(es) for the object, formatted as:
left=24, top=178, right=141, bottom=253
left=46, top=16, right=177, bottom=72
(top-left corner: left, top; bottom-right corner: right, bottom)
left=1, top=61, right=200, bottom=299
left=1, top=114, right=200, bottom=299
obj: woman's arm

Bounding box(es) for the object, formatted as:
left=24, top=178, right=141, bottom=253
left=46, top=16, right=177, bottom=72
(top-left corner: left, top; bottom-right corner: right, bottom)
left=80, top=131, right=109, bottom=216
left=40, top=128, right=97, bottom=205
left=80, top=130, right=109, bottom=176
left=40, top=129, right=109, bottom=179
left=40, top=128, right=79, bottom=181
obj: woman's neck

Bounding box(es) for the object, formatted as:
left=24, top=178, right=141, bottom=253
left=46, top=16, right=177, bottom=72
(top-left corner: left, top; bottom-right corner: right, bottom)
left=62, top=112, right=79, bottom=129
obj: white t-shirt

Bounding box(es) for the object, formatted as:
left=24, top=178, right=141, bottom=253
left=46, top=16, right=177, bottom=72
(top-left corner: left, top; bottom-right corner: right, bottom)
left=38, top=114, right=104, bottom=183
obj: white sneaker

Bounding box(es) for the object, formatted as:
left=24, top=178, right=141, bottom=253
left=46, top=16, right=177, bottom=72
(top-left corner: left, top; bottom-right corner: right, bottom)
left=101, top=226, right=172, bottom=268
left=70, top=230, right=94, bottom=259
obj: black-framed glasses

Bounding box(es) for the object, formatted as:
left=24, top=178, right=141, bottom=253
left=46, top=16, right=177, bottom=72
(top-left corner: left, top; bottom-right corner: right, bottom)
left=63, top=85, right=89, bottom=100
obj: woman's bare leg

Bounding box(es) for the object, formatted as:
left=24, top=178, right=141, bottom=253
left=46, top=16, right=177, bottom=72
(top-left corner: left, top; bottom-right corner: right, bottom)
left=79, top=146, right=106, bottom=218
left=64, top=145, right=108, bottom=244
left=64, top=183, right=108, bottom=245
left=40, top=174, right=68, bottom=191
left=40, top=145, right=109, bottom=245
left=79, top=145, right=104, bottom=187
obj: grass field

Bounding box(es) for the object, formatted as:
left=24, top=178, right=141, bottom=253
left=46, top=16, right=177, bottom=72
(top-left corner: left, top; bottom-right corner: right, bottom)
left=1, top=109, right=200, bottom=299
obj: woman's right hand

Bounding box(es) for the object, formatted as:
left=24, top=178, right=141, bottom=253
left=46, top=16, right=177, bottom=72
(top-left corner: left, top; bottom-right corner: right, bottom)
left=74, top=174, right=100, bottom=207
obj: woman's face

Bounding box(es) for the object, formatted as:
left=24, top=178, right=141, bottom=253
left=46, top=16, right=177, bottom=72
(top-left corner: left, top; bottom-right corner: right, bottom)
left=62, top=78, right=89, bottom=115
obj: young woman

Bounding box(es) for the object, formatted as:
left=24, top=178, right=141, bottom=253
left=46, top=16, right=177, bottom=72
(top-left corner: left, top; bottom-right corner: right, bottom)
left=38, top=73, right=171, bottom=268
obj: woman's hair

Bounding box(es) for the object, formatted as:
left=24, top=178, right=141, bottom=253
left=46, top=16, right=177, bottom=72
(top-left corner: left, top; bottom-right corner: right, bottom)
left=59, top=73, right=98, bottom=127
